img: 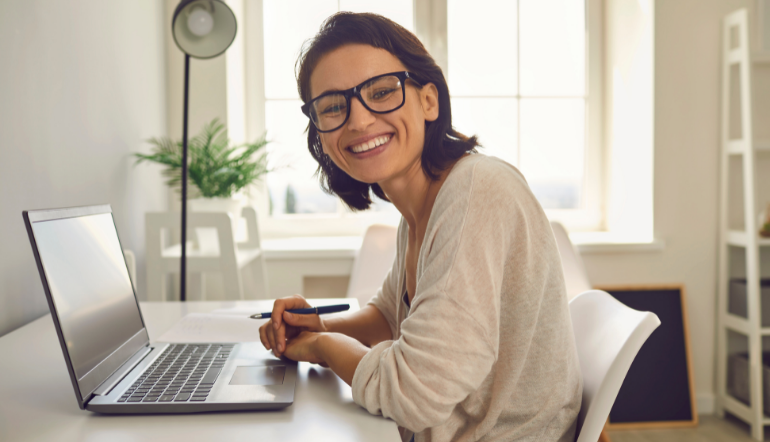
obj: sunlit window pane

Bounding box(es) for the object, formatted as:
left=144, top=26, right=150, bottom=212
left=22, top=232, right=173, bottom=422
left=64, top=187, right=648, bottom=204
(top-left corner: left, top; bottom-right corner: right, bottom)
left=451, top=97, right=518, bottom=166
left=447, top=0, right=517, bottom=96
left=519, top=0, right=585, bottom=96
left=265, top=100, right=338, bottom=214
left=519, top=99, right=584, bottom=209
left=339, top=0, right=414, bottom=31
left=263, top=0, right=337, bottom=100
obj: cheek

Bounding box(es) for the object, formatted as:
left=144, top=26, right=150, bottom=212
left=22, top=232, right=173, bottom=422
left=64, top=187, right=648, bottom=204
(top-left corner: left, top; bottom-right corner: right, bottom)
left=402, top=108, right=426, bottom=146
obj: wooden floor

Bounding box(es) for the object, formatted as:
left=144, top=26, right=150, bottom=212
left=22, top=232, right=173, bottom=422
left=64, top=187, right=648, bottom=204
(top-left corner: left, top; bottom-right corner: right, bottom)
left=607, top=415, right=758, bottom=442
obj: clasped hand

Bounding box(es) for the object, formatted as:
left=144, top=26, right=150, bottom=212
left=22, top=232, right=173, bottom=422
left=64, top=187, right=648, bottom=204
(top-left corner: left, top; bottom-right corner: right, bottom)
left=258, top=294, right=328, bottom=367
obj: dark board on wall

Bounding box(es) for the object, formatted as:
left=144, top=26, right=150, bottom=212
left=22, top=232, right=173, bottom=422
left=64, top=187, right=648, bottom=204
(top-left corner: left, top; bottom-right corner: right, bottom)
left=596, top=285, right=698, bottom=429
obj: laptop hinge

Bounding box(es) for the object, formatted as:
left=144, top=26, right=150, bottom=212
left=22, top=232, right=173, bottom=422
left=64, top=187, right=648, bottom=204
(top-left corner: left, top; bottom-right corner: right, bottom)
left=93, top=345, right=154, bottom=396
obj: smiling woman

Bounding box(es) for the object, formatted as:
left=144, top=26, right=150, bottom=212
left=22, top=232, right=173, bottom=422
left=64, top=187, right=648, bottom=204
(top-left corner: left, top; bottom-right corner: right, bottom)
left=258, top=12, right=582, bottom=442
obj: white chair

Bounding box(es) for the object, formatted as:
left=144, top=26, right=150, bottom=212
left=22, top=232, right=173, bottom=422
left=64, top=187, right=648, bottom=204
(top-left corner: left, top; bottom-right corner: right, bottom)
left=551, top=221, right=592, bottom=301
left=570, top=290, right=661, bottom=442
left=145, top=206, right=269, bottom=301
left=346, top=224, right=398, bottom=307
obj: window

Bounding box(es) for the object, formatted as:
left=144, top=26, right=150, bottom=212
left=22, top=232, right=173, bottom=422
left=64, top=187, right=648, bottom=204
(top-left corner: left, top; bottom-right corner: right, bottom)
left=447, top=0, right=603, bottom=230
left=250, top=0, right=602, bottom=236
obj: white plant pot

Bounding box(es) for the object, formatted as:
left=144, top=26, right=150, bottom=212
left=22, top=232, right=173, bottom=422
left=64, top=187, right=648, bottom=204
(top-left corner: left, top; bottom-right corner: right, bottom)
left=188, top=196, right=245, bottom=253
left=189, top=196, right=243, bottom=215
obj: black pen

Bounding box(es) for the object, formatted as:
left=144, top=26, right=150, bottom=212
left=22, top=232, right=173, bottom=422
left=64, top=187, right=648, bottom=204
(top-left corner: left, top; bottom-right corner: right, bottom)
left=249, top=303, right=350, bottom=319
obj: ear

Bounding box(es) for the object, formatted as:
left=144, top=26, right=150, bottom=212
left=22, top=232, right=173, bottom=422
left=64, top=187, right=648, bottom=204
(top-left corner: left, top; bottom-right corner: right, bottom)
left=419, top=83, right=439, bottom=122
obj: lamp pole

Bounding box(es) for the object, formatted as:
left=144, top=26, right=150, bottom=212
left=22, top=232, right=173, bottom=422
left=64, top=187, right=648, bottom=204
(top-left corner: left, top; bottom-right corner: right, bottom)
left=180, top=53, right=190, bottom=302
left=171, top=0, right=236, bottom=301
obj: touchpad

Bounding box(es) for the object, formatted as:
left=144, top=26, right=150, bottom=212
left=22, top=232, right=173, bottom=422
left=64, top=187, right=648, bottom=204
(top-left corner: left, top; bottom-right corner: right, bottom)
left=229, top=366, right=286, bottom=386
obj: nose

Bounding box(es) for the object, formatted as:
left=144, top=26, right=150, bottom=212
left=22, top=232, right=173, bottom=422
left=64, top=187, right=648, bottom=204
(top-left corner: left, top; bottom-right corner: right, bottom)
left=346, top=96, right=376, bottom=132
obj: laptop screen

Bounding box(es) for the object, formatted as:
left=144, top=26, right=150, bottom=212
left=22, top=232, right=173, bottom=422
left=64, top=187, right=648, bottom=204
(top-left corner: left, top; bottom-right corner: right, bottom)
left=31, top=212, right=145, bottom=381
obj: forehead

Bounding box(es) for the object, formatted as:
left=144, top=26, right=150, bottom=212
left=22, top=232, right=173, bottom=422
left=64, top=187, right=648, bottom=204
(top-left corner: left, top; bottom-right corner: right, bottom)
left=310, top=44, right=407, bottom=98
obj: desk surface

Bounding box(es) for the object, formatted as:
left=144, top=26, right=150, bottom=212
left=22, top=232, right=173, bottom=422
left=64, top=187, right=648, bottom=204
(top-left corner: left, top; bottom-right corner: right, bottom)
left=0, top=299, right=399, bottom=441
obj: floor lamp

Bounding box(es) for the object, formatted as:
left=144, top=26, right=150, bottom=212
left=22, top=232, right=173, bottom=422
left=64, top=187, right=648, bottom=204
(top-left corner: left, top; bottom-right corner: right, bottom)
left=171, top=0, right=237, bottom=301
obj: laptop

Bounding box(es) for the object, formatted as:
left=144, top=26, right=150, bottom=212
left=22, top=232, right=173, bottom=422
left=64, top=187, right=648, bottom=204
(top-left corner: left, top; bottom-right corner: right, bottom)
left=23, top=204, right=296, bottom=413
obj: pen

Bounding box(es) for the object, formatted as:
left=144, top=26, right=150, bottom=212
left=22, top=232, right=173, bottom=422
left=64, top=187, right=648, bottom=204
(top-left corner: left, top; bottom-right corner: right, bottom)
left=249, top=303, right=350, bottom=319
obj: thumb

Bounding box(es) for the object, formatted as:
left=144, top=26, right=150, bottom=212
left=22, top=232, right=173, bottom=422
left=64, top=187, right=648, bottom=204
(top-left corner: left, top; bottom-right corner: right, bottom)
left=283, top=311, right=317, bottom=327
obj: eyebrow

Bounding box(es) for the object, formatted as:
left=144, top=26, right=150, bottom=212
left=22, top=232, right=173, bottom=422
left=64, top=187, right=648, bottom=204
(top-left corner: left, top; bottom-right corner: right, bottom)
left=314, top=87, right=345, bottom=98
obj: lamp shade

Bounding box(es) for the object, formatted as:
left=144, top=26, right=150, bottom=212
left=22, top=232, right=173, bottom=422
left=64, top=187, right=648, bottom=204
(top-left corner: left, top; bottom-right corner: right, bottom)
left=172, top=0, right=237, bottom=59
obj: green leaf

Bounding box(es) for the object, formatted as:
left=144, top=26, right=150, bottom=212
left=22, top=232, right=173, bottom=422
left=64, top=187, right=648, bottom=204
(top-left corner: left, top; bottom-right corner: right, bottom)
left=133, top=117, right=270, bottom=199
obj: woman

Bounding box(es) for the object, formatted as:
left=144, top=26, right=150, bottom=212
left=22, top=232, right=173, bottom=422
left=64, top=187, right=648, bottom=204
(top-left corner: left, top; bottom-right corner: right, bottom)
left=259, top=12, right=582, bottom=442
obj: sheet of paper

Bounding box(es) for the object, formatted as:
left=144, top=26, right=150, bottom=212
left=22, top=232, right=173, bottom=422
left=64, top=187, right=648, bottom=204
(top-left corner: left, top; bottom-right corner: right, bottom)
left=156, top=313, right=266, bottom=343
left=210, top=306, right=265, bottom=317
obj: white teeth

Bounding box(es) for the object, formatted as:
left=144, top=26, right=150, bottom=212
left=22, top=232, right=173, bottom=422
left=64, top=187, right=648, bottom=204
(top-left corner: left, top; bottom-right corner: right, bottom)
left=351, top=135, right=391, bottom=153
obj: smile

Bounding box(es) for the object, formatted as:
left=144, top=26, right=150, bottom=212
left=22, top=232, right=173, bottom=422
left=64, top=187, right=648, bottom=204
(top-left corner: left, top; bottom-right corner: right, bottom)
left=349, top=134, right=392, bottom=153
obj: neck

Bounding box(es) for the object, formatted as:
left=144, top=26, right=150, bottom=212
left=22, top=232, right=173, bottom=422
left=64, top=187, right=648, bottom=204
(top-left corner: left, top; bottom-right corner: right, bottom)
left=379, top=161, right=446, bottom=232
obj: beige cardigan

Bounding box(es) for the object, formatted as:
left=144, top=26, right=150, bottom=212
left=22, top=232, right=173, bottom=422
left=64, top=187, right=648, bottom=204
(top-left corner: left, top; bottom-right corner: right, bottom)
left=351, top=154, right=582, bottom=442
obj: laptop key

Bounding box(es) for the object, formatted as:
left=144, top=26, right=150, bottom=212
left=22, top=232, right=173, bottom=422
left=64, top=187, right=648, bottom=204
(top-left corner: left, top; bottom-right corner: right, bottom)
left=200, top=367, right=221, bottom=385
left=174, top=393, right=191, bottom=401
left=127, top=397, right=143, bottom=402
left=158, top=394, right=176, bottom=402
left=190, top=397, right=207, bottom=401
left=143, top=396, right=159, bottom=402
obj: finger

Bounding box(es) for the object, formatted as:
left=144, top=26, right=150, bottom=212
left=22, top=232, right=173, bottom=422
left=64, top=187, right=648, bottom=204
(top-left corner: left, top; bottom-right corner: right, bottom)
left=259, top=323, right=271, bottom=350
left=275, top=318, right=286, bottom=353
left=272, top=294, right=311, bottom=331
left=266, top=322, right=280, bottom=356
left=283, top=311, right=321, bottom=330
left=273, top=295, right=311, bottom=352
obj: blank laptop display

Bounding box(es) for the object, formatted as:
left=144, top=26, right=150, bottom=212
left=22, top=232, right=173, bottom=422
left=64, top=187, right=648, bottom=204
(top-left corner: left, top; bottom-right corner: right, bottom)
left=32, top=212, right=145, bottom=382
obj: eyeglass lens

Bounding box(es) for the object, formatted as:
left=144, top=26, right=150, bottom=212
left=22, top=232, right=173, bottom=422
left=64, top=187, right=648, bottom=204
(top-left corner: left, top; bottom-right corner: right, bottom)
left=310, top=75, right=404, bottom=131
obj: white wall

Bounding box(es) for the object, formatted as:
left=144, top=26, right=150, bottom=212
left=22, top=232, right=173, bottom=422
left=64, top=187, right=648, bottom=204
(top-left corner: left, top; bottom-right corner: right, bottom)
left=0, top=0, right=168, bottom=336
left=583, top=0, right=756, bottom=413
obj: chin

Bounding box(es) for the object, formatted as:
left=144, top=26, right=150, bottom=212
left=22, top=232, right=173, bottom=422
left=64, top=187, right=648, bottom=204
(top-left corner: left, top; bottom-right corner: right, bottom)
left=347, top=167, right=390, bottom=185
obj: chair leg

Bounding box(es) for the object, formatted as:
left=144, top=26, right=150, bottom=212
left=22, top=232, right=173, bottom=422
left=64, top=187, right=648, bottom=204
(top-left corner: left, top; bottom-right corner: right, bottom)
left=147, top=266, right=165, bottom=302
left=221, top=268, right=244, bottom=300
left=242, top=256, right=270, bottom=300
left=598, top=429, right=611, bottom=442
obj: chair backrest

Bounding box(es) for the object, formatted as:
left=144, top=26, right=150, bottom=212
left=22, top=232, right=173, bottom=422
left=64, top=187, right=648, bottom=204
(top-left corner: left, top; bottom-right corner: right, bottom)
left=551, top=221, right=591, bottom=301
left=145, top=211, right=242, bottom=301
left=346, top=224, right=398, bottom=307
left=570, top=290, right=661, bottom=442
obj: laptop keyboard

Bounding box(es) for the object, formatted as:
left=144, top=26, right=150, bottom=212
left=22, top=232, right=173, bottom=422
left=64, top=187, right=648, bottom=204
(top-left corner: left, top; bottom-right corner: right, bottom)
left=118, top=343, right=234, bottom=403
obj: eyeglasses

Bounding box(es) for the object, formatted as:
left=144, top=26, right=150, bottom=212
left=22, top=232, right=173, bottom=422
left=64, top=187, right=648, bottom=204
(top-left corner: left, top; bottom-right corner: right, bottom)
left=301, top=71, right=421, bottom=133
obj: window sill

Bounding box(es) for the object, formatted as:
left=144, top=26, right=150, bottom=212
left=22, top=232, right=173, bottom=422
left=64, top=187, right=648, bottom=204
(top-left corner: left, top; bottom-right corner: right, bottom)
left=261, top=236, right=362, bottom=260
left=570, top=232, right=666, bottom=254
left=260, top=232, right=665, bottom=261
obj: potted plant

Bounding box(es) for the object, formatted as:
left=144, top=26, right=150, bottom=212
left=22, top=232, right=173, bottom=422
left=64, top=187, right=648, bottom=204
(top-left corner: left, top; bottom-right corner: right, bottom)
left=134, top=118, right=269, bottom=217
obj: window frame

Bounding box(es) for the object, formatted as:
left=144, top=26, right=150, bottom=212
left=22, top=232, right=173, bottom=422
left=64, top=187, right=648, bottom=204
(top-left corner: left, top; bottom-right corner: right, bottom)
left=244, top=0, right=605, bottom=238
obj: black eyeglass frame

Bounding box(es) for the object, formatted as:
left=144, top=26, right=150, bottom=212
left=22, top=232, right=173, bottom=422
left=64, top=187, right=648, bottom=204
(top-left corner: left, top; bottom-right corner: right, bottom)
left=300, top=71, right=422, bottom=133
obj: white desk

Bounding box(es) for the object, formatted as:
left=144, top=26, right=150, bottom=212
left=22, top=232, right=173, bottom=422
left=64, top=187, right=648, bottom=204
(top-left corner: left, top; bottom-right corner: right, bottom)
left=0, top=299, right=399, bottom=441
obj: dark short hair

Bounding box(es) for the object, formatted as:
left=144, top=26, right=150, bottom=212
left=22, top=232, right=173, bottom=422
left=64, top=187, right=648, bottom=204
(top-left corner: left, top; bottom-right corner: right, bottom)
left=296, top=12, right=478, bottom=211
